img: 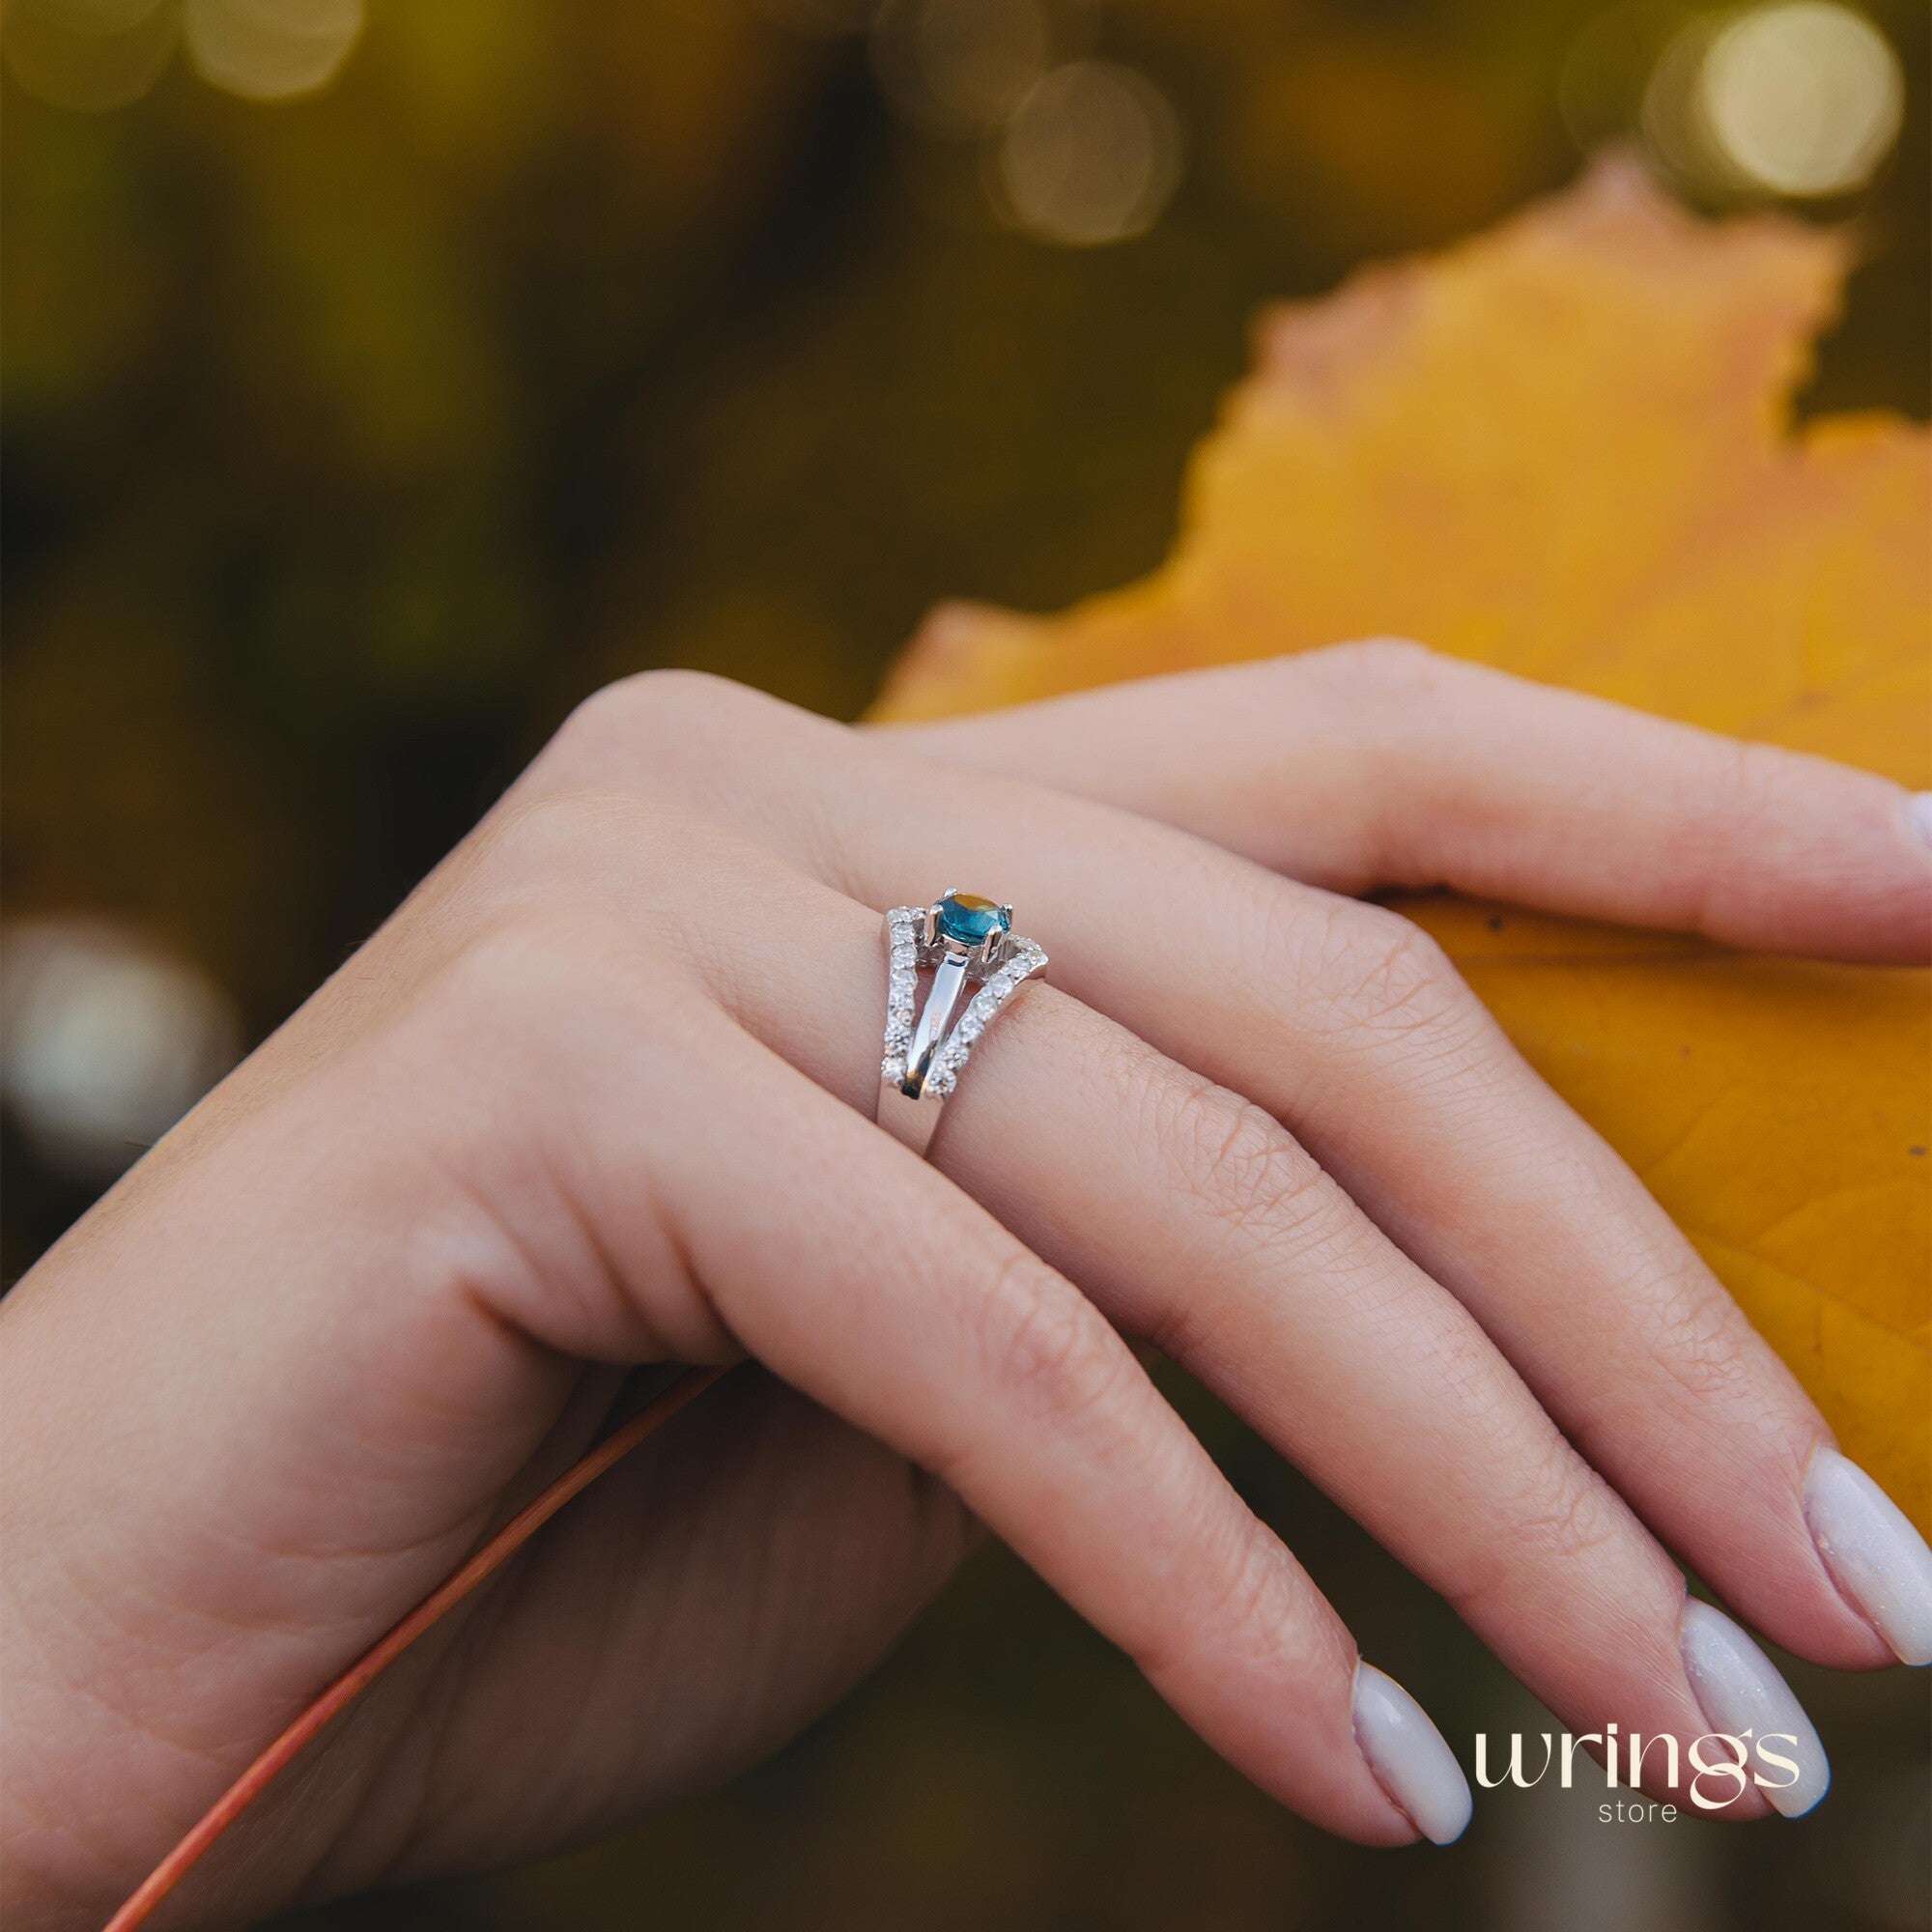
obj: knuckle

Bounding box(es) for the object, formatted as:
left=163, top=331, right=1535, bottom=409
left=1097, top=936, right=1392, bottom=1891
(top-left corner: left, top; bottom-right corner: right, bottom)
left=1403, top=1298, right=1507, bottom=1411
left=973, top=1253, right=1126, bottom=1427
left=1139, top=1532, right=1301, bottom=1681
left=1644, top=1274, right=1762, bottom=1410
left=1301, top=635, right=1443, bottom=698
left=1305, top=900, right=1471, bottom=1038
left=542, top=668, right=754, bottom=777
left=1710, top=734, right=1790, bottom=817
left=1510, top=1466, right=1628, bottom=1572
left=1695, top=739, right=1816, bottom=908
left=1195, top=1533, right=1294, bottom=1654
left=1155, top=1069, right=1335, bottom=1260
left=1447, top=1449, right=1629, bottom=1616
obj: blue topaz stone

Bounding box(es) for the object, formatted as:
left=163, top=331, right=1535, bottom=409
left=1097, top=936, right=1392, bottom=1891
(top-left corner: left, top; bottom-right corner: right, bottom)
left=935, top=892, right=1009, bottom=948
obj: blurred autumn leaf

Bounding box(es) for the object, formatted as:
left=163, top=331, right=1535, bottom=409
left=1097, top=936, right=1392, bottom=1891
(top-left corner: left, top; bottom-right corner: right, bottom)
left=874, top=156, right=1932, bottom=1532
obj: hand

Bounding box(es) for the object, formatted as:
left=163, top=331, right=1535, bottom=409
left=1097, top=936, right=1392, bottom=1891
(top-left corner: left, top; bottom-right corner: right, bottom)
left=6, top=642, right=1930, bottom=1928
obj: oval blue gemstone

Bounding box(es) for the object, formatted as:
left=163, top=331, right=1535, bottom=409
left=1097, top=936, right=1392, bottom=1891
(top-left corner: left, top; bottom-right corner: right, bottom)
left=935, top=892, right=1009, bottom=945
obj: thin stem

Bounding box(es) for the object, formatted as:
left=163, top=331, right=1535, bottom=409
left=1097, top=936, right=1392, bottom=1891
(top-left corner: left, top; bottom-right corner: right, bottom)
left=103, top=1364, right=731, bottom=1932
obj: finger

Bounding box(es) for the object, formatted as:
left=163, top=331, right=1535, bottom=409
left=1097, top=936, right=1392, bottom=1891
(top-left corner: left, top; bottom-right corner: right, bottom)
left=880, top=639, right=1932, bottom=963
left=534, top=676, right=1908, bottom=1685
left=452, top=930, right=1446, bottom=1847
left=577, top=859, right=1805, bottom=1818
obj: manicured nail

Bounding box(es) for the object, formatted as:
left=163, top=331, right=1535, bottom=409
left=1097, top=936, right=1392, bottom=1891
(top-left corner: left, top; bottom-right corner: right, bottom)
left=1351, top=1662, right=1472, bottom=1844
left=1909, top=792, right=1932, bottom=850
left=1804, top=1447, right=1932, bottom=1666
left=1679, top=1600, right=1829, bottom=1818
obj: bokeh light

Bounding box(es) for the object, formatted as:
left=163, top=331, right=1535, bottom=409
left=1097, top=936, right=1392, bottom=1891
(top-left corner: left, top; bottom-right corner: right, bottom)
left=871, top=0, right=1051, bottom=137
left=1698, top=2, right=1903, bottom=195
left=2, top=0, right=362, bottom=107
left=183, top=0, right=363, bottom=102
left=1557, top=3, right=1684, bottom=156
left=992, top=59, right=1181, bottom=247
left=1639, top=11, right=1728, bottom=186
left=1, top=0, right=178, bottom=112
left=1, top=919, right=240, bottom=1182
left=1642, top=1, right=1904, bottom=198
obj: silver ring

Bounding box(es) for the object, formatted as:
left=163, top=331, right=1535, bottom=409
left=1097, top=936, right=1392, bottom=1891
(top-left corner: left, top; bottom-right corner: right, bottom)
left=876, top=892, right=1047, bottom=1158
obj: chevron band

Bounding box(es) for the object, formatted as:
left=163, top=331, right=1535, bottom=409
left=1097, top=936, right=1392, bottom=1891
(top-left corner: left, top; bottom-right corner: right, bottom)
left=876, top=893, right=1047, bottom=1157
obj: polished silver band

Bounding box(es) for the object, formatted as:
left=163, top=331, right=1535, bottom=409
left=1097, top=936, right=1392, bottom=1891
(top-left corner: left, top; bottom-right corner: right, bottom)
left=876, top=895, right=1046, bottom=1158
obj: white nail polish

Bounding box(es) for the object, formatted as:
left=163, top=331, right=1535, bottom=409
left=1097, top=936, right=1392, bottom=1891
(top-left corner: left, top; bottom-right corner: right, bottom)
left=1679, top=1600, right=1830, bottom=1819
left=1351, top=1662, right=1472, bottom=1845
left=1804, top=1447, right=1932, bottom=1666
left=1909, top=792, right=1932, bottom=849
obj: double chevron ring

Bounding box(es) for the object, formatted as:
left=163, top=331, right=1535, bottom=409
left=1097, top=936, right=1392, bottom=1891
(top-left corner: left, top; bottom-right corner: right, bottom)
left=876, top=892, right=1047, bottom=1158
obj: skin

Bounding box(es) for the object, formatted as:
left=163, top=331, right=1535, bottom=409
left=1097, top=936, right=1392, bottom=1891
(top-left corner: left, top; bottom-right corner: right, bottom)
left=2, top=640, right=1927, bottom=1927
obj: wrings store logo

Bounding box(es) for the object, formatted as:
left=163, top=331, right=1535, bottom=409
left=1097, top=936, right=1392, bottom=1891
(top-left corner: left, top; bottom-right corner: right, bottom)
left=1474, top=1724, right=1804, bottom=1818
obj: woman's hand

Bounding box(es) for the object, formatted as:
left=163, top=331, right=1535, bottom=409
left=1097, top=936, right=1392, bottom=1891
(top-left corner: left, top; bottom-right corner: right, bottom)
left=6, top=641, right=1930, bottom=1929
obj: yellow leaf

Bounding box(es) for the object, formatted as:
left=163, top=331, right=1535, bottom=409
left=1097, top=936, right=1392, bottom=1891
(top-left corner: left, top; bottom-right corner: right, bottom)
left=873, top=157, right=1932, bottom=1532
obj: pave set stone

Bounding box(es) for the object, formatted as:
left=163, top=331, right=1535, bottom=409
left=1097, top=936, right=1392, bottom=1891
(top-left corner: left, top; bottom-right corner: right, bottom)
left=879, top=901, right=1044, bottom=1096
left=923, top=938, right=1046, bottom=1095
left=880, top=906, right=923, bottom=1089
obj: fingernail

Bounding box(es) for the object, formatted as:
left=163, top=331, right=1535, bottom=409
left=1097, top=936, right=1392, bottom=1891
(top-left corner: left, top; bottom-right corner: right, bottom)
left=1351, top=1662, right=1472, bottom=1845
left=1804, top=1447, right=1932, bottom=1665
left=1679, top=1600, right=1829, bottom=1818
left=1909, top=793, right=1932, bottom=850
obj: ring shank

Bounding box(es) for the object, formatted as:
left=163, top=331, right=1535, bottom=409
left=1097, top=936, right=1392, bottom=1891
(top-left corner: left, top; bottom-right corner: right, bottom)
left=876, top=1078, right=946, bottom=1158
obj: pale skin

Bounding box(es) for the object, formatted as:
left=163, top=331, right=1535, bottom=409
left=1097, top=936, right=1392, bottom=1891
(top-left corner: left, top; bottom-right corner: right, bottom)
left=4, top=641, right=1929, bottom=1926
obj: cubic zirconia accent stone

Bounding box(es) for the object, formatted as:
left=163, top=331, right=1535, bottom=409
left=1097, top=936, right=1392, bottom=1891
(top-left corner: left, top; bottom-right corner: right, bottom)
left=882, top=908, right=925, bottom=1084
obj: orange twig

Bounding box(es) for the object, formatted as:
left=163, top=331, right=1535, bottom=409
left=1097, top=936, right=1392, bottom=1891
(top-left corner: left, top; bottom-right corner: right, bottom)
left=103, top=1364, right=730, bottom=1932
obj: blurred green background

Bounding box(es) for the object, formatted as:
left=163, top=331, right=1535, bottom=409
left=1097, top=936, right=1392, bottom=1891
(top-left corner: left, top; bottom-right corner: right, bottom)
left=4, top=3, right=1927, bottom=1927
